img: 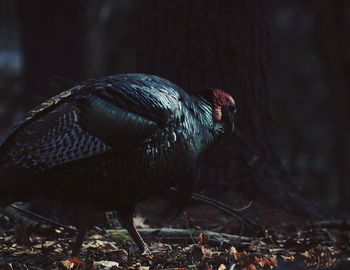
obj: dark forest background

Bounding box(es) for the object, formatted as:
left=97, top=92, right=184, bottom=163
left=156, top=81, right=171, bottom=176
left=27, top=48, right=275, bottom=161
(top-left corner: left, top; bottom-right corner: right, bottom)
left=0, top=0, right=349, bottom=219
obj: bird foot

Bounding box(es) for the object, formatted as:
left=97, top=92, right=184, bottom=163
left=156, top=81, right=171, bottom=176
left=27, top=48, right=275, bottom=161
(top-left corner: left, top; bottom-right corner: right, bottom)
left=140, top=244, right=152, bottom=256
left=70, top=246, right=81, bottom=258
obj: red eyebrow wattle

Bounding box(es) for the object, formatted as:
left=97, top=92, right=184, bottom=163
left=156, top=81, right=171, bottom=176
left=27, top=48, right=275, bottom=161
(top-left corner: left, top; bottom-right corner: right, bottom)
left=213, top=89, right=235, bottom=107
left=213, top=107, right=222, bottom=121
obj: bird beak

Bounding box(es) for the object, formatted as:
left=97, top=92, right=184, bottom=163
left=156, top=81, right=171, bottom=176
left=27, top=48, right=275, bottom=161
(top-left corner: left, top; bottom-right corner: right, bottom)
left=227, top=122, right=234, bottom=135
left=227, top=111, right=235, bottom=135
left=221, top=107, right=235, bottom=135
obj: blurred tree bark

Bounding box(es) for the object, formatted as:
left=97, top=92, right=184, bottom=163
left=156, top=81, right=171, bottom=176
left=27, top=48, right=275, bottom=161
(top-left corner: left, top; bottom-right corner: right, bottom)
left=15, top=0, right=116, bottom=219
left=17, top=0, right=88, bottom=109
left=314, top=0, right=350, bottom=210
left=137, top=0, right=318, bottom=216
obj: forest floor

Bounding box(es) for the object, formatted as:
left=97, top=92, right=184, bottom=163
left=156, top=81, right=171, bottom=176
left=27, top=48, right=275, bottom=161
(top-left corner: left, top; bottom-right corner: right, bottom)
left=0, top=202, right=350, bottom=270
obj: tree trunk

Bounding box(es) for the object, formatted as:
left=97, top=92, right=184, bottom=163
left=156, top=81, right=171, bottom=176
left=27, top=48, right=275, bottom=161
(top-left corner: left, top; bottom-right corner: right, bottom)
left=314, top=0, right=350, bottom=211
left=136, top=0, right=319, bottom=217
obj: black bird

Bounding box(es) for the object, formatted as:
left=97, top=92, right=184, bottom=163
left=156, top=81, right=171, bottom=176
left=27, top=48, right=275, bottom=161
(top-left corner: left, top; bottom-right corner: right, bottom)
left=0, top=73, right=236, bottom=255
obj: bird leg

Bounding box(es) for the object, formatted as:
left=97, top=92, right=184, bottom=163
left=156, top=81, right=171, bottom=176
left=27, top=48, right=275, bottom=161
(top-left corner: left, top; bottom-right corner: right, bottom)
left=117, top=211, right=150, bottom=255
left=71, top=225, right=87, bottom=257
left=71, top=209, right=95, bottom=257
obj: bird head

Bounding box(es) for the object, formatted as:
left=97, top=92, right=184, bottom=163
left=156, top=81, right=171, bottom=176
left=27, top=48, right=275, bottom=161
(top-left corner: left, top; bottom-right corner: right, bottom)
left=195, top=88, right=236, bottom=134
left=211, top=88, right=236, bottom=134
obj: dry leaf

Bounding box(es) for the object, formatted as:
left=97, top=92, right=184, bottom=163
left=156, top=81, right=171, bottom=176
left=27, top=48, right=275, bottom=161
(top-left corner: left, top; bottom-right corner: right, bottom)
left=229, top=246, right=238, bottom=259
left=218, top=264, right=226, bottom=270
left=247, top=263, right=256, bottom=270
left=201, top=246, right=213, bottom=259
left=270, top=257, right=278, bottom=266
left=83, top=240, right=119, bottom=251
left=133, top=216, right=149, bottom=229
left=94, top=260, right=119, bottom=270
left=69, top=257, right=85, bottom=268
left=198, top=232, right=208, bottom=246
left=301, top=251, right=311, bottom=258
left=281, top=254, right=295, bottom=262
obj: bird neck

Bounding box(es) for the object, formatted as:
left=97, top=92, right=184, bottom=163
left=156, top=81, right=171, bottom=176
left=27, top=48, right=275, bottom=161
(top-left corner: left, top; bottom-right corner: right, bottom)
left=189, top=95, right=225, bottom=155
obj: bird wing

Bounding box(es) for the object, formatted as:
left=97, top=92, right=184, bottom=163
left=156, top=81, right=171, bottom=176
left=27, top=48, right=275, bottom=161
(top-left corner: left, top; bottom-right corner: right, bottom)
left=76, top=94, right=158, bottom=149
left=0, top=74, right=184, bottom=172
left=82, top=74, right=186, bottom=127
left=76, top=74, right=187, bottom=147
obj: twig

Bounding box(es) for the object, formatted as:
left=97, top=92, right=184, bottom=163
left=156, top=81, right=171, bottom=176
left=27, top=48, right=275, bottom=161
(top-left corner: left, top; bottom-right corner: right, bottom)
left=7, top=204, right=77, bottom=233
left=107, top=228, right=257, bottom=247
left=311, top=220, right=350, bottom=230
left=192, top=193, right=257, bottom=227
left=184, top=212, right=196, bottom=245
left=170, top=187, right=258, bottom=227
left=4, top=189, right=259, bottom=236
left=192, top=192, right=253, bottom=213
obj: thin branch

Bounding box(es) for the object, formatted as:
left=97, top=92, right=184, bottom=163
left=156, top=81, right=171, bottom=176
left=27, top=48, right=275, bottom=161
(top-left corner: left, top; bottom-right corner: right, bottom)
left=170, top=187, right=258, bottom=227
left=107, top=228, right=256, bottom=247
left=191, top=193, right=257, bottom=227
left=311, top=220, right=350, bottom=230
left=184, top=212, right=196, bottom=245
left=7, top=205, right=77, bottom=233
left=3, top=189, right=259, bottom=235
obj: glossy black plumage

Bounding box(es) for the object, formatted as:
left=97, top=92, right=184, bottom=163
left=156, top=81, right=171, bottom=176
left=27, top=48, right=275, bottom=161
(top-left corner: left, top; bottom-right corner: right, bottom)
left=0, top=73, right=235, bottom=254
